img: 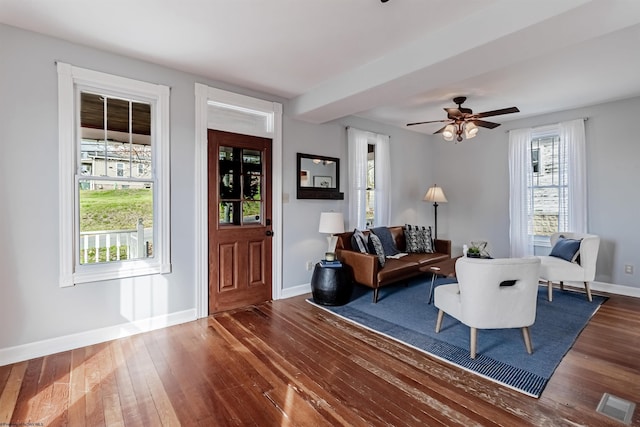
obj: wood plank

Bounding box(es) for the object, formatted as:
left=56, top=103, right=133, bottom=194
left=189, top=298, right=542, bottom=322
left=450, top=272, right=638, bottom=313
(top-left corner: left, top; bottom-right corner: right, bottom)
left=0, top=362, right=27, bottom=422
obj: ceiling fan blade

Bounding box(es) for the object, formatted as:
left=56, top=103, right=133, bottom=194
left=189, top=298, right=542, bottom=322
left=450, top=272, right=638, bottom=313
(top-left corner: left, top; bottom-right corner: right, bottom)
left=471, top=119, right=501, bottom=129
left=433, top=125, right=448, bottom=134
left=406, top=119, right=450, bottom=126
left=474, top=106, right=520, bottom=118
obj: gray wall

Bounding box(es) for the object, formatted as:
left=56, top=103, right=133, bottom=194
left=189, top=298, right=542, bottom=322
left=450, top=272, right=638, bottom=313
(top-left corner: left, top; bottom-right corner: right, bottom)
left=432, top=96, right=640, bottom=288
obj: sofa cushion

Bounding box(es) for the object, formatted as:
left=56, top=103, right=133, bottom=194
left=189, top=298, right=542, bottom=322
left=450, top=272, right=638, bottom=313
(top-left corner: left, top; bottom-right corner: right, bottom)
left=351, top=229, right=368, bottom=253
left=402, top=252, right=449, bottom=265
left=367, top=233, right=386, bottom=267
left=376, top=258, right=420, bottom=284
left=370, top=227, right=400, bottom=256
left=549, top=237, right=581, bottom=263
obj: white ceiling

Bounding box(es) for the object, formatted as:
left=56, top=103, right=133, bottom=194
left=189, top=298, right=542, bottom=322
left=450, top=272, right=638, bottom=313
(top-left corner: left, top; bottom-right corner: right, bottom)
left=2, top=0, right=640, bottom=134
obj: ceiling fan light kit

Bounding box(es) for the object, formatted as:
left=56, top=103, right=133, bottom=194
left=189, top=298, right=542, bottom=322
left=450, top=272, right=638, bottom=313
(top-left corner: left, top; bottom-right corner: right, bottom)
left=407, top=96, right=519, bottom=143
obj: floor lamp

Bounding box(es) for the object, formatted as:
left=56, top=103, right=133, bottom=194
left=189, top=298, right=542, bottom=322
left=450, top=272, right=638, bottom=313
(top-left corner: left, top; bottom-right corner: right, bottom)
left=423, top=185, right=447, bottom=239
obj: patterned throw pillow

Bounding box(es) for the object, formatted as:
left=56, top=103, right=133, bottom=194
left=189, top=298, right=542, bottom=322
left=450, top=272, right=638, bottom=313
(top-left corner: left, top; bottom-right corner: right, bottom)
left=404, top=225, right=435, bottom=253
left=367, top=233, right=386, bottom=267
left=404, top=225, right=421, bottom=253
left=351, top=229, right=368, bottom=253
left=420, top=226, right=435, bottom=253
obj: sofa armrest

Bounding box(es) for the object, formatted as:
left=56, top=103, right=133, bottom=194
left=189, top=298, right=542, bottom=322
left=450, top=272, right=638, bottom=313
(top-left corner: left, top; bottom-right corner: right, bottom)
left=434, top=239, right=451, bottom=256
left=336, top=249, right=378, bottom=288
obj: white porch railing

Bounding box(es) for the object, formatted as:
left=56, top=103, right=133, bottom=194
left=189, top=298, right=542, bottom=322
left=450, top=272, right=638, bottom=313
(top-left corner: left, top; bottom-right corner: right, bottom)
left=80, top=218, right=151, bottom=264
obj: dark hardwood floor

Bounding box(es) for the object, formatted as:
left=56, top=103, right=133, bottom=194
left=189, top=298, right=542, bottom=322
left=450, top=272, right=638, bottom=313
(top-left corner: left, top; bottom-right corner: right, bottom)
left=1, top=289, right=639, bottom=426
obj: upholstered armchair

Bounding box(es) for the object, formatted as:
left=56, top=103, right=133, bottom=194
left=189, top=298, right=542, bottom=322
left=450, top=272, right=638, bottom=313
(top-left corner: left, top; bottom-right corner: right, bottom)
left=537, top=232, right=600, bottom=302
left=434, top=257, right=541, bottom=359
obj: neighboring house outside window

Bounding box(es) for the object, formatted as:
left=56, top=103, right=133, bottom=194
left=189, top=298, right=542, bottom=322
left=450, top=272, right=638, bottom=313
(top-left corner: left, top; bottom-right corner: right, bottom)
left=57, top=62, right=171, bottom=287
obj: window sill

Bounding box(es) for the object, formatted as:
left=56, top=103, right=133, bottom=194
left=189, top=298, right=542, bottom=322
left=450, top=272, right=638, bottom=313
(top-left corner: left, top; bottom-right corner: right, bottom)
left=60, top=262, right=172, bottom=287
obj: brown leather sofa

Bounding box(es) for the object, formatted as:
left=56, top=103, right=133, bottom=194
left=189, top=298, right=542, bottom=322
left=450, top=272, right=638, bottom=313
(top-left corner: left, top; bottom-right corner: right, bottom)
left=335, top=226, right=451, bottom=303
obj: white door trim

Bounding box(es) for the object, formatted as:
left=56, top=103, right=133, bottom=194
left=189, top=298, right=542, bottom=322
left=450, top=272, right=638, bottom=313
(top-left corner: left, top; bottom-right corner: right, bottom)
left=194, top=83, right=283, bottom=319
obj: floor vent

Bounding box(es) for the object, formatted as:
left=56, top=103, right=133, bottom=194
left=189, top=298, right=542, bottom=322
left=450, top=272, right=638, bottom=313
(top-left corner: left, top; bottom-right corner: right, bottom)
left=596, top=393, right=635, bottom=424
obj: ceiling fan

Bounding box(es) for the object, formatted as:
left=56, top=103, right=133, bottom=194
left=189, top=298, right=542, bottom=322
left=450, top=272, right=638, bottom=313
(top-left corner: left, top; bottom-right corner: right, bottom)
left=407, top=96, right=520, bottom=142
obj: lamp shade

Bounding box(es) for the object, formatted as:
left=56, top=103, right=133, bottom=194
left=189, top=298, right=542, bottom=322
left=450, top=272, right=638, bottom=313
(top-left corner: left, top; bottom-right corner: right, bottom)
left=423, top=185, right=447, bottom=203
left=465, top=122, right=478, bottom=139
left=442, top=124, right=455, bottom=141
left=318, top=212, right=345, bottom=234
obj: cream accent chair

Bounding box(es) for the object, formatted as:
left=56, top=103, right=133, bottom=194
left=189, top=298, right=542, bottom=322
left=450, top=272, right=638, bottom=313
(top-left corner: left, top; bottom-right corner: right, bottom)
left=434, top=257, right=541, bottom=359
left=538, top=232, right=600, bottom=302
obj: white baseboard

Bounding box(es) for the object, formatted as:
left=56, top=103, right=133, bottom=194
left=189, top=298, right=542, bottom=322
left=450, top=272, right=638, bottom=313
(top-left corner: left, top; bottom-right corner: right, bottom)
left=591, top=281, right=640, bottom=298
left=0, top=309, right=197, bottom=367
left=279, top=282, right=311, bottom=300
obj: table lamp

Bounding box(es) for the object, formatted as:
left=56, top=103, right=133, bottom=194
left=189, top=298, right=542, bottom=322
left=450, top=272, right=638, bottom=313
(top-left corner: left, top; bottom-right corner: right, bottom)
left=318, top=212, right=345, bottom=259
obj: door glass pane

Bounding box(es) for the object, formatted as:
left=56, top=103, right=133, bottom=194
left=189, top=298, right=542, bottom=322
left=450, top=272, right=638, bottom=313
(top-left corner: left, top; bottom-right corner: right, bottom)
left=219, top=146, right=241, bottom=199
left=219, top=201, right=239, bottom=225
left=243, top=201, right=261, bottom=224
left=219, top=146, right=264, bottom=226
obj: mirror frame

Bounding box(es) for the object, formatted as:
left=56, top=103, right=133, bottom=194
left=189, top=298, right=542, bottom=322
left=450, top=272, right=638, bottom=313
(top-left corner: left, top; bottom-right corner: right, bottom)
left=296, top=153, right=344, bottom=200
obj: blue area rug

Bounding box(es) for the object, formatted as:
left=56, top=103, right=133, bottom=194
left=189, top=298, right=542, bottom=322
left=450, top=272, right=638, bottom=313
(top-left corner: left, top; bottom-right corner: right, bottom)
left=308, top=277, right=606, bottom=398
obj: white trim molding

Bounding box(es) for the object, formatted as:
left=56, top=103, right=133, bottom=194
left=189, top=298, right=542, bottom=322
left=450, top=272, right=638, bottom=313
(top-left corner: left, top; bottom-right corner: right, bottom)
left=194, top=83, right=283, bottom=318
left=57, top=62, right=171, bottom=287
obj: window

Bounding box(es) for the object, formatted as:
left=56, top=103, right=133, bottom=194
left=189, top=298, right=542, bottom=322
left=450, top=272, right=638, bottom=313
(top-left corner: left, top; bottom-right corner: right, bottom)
left=366, top=144, right=376, bottom=227
left=347, top=127, right=390, bottom=229
left=508, top=119, right=587, bottom=257
left=57, top=62, right=171, bottom=286
left=529, top=133, right=565, bottom=246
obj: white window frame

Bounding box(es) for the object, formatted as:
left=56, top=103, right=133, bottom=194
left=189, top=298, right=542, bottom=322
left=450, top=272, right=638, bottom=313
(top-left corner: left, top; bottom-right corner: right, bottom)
left=57, top=62, right=171, bottom=287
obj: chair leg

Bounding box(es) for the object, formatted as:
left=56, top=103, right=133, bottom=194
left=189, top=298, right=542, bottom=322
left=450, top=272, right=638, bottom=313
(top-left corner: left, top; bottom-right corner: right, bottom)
left=522, top=327, right=533, bottom=354
left=435, top=310, right=444, bottom=333
left=584, top=281, right=593, bottom=302
left=559, top=281, right=565, bottom=291
left=547, top=280, right=553, bottom=302
left=470, top=327, right=477, bottom=359
left=373, top=288, right=379, bottom=303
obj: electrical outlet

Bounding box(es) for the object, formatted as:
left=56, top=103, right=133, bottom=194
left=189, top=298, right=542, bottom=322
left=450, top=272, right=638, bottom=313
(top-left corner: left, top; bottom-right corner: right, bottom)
left=625, top=264, right=634, bottom=274
left=306, top=261, right=313, bottom=271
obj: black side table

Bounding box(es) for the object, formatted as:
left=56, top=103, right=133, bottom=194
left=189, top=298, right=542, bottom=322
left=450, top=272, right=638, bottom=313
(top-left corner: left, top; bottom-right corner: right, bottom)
left=310, top=263, right=352, bottom=306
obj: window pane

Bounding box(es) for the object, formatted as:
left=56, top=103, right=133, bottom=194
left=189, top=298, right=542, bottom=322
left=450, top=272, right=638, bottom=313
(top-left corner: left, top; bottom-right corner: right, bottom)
left=78, top=180, right=153, bottom=264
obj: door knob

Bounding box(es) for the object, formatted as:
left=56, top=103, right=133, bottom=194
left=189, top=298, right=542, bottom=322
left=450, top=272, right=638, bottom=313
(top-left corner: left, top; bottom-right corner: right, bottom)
left=265, top=230, right=274, bottom=236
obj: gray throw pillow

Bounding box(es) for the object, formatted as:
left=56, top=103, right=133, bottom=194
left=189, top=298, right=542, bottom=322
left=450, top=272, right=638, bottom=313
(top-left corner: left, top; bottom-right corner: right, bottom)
left=367, top=233, right=386, bottom=267
left=370, top=227, right=400, bottom=256
left=351, top=229, right=368, bottom=253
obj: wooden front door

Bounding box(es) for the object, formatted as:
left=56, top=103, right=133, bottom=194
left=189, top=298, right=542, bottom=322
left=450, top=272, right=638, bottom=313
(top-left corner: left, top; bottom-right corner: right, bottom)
left=208, top=129, right=273, bottom=314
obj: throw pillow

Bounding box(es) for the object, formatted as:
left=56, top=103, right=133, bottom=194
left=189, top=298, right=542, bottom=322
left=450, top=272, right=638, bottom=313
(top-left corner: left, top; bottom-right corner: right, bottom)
left=351, top=228, right=368, bottom=253
left=404, top=225, right=421, bottom=253
left=370, top=227, right=400, bottom=256
left=549, top=237, right=581, bottom=263
left=367, top=233, right=386, bottom=267
left=420, top=226, right=435, bottom=253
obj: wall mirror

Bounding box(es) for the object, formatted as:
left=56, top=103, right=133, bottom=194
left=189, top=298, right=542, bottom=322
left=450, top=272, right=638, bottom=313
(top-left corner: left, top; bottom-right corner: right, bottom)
left=296, top=153, right=344, bottom=199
